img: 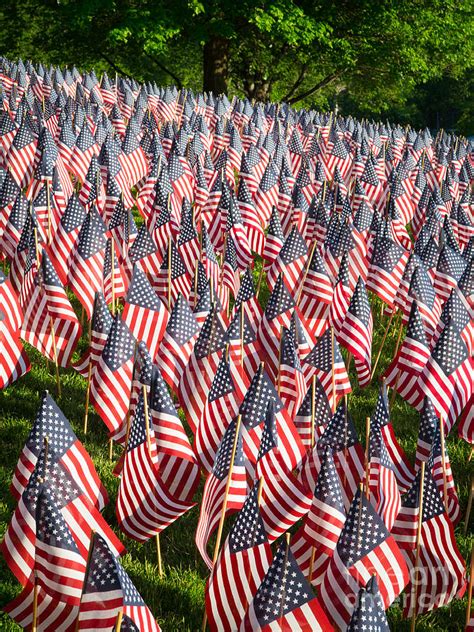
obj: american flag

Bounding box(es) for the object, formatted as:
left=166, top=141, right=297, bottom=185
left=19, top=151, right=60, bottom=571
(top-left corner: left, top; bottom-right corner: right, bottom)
left=0, top=190, right=29, bottom=260
left=458, top=393, right=473, bottom=445
left=0, top=314, right=30, bottom=390
left=338, top=276, right=373, bottom=388
left=254, top=161, right=279, bottom=226
left=127, top=225, right=162, bottom=281
left=149, top=365, right=200, bottom=501
left=418, top=318, right=473, bottom=432
left=367, top=235, right=409, bottom=308
left=302, top=327, right=352, bottom=410
left=221, top=234, right=240, bottom=305
left=34, top=486, right=86, bottom=605
left=41, top=249, right=82, bottom=366
left=157, top=293, right=199, bottom=395
left=73, top=291, right=113, bottom=377
left=433, top=286, right=474, bottom=355
left=297, top=246, right=333, bottom=338
left=117, top=123, right=148, bottom=188
left=240, top=537, right=333, bottom=631
left=392, top=468, right=466, bottom=618
left=277, top=326, right=305, bottom=420
left=77, top=533, right=161, bottom=631
left=291, top=446, right=346, bottom=587
left=404, top=265, right=442, bottom=338
left=433, top=244, right=467, bottom=303
left=347, top=576, right=390, bottom=631
left=167, top=151, right=193, bottom=204
left=90, top=315, right=136, bottom=441
left=226, top=196, right=253, bottom=270
left=367, top=420, right=401, bottom=531
left=262, top=205, right=284, bottom=272
left=116, top=391, right=195, bottom=542
left=329, top=251, right=352, bottom=333
left=7, top=120, right=37, bottom=188
left=195, top=415, right=247, bottom=569
left=233, top=267, right=263, bottom=333
left=69, top=122, right=98, bottom=183
left=267, top=226, right=308, bottom=299
left=238, top=177, right=264, bottom=256
left=195, top=354, right=247, bottom=472
left=206, top=483, right=273, bottom=632
left=122, top=265, right=168, bottom=361
left=68, top=207, right=107, bottom=320
left=225, top=303, right=262, bottom=381
left=319, top=488, right=409, bottom=630
left=257, top=274, right=295, bottom=382
left=293, top=377, right=332, bottom=450
left=177, top=198, right=200, bottom=276
left=102, top=237, right=126, bottom=307
left=1, top=448, right=123, bottom=588
left=11, top=390, right=108, bottom=510
left=383, top=301, right=430, bottom=411
left=179, top=304, right=228, bottom=433
left=47, top=193, right=86, bottom=286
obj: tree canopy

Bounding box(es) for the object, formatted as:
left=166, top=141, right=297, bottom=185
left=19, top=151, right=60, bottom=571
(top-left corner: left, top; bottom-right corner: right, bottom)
left=0, top=0, right=473, bottom=131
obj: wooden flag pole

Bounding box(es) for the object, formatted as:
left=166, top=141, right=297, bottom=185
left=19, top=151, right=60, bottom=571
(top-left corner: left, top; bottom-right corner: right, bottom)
left=142, top=383, right=163, bottom=578
left=111, top=238, right=116, bottom=316
left=277, top=325, right=284, bottom=396
left=115, top=609, right=124, bottom=631
left=463, top=476, right=474, bottom=536
left=46, top=179, right=52, bottom=245
left=239, top=304, right=245, bottom=378
left=371, top=311, right=395, bottom=379
left=32, top=572, right=39, bottom=632
left=202, top=414, right=243, bottom=632
left=193, top=258, right=199, bottom=307
left=331, top=326, right=336, bottom=413
left=439, top=417, right=449, bottom=513
left=83, top=319, right=93, bottom=434
left=365, top=416, right=371, bottom=499
left=108, top=437, right=113, bottom=461
left=466, top=546, right=473, bottom=628
left=410, top=461, right=425, bottom=632
left=74, top=530, right=96, bottom=632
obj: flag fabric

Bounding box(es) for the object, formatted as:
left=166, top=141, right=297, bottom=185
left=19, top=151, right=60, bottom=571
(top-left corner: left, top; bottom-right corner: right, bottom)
left=367, top=235, right=409, bottom=308
left=277, top=326, right=306, bottom=420
left=73, top=291, right=113, bottom=377
left=293, top=377, right=332, bottom=450
left=291, top=446, right=346, bottom=587
left=195, top=416, right=247, bottom=569
left=116, top=391, right=195, bottom=542
left=206, top=483, right=273, bottom=632
left=338, top=276, right=373, bottom=388
left=240, top=538, right=333, bottom=631
left=392, top=469, right=467, bottom=618
left=266, top=226, right=308, bottom=298
left=76, top=533, right=161, bottom=631
left=347, top=576, right=390, bottom=631
left=319, top=488, right=409, bottom=630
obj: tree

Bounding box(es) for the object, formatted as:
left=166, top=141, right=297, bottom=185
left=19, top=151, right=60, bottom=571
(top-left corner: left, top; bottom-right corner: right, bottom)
left=0, top=0, right=473, bottom=122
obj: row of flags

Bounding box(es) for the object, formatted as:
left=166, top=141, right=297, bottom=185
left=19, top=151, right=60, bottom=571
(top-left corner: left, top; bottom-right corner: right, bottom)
left=0, top=55, right=472, bottom=630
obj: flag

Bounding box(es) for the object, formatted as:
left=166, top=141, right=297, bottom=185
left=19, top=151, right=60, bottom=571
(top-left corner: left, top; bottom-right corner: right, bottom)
left=157, top=293, right=199, bottom=395
left=68, top=207, right=107, bottom=319
left=319, top=488, right=409, bottom=630
left=338, top=277, right=373, bottom=388
left=0, top=316, right=30, bottom=390
left=90, top=315, right=136, bottom=441
left=293, top=377, right=332, bottom=450
left=225, top=303, right=262, bottom=382
left=69, top=122, right=98, bottom=183
left=266, top=226, right=308, bottom=298
left=297, top=246, right=333, bottom=339
left=418, top=318, right=473, bottom=431
left=262, top=205, right=284, bottom=272
left=383, top=301, right=430, bottom=411
left=73, top=291, right=113, bottom=377
left=347, top=576, right=390, bottom=631
left=206, top=483, right=273, bottom=632
left=149, top=365, right=200, bottom=501
left=367, top=235, right=409, bottom=308
left=291, top=446, right=346, bottom=587
left=34, top=486, right=86, bottom=605
left=76, top=533, right=160, bottom=631
left=11, top=390, right=108, bottom=510
left=329, top=251, right=352, bottom=333
left=102, top=237, right=126, bottom=307
left=392, top=469, right=466, bottom=618
left=254, top=161, right=279, bottom=225
left=116, top=392, right=195, bottom=542
left=233, top=267, right=263, bottom=333
left=240, top=538, right=333, bottom=631
left=122, top=266, right=168, bottom=361
left=195, top=416, right=247, bottom=569
left=7, top=120, right=37, bottom=188
left=277, top=326, right=305, bottom=420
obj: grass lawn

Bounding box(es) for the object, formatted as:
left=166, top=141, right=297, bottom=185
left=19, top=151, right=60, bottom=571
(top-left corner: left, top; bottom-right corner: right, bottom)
left=0, top=262, right=471, bottom=631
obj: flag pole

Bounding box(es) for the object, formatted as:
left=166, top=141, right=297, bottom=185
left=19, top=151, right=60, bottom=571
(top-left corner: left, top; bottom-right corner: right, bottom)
left=371, top=311, right=395, bottom=379
left=83, top=318, right=93, bottom=434
left=239, top=304, right=245, bottom=378
left=46, top=179, right=52, bottom=245
left=32, top=572, right=39, bottom=632
left=193, top=258, right=199, bottom=307
left=410, top=461, right=425, bottom=632
left=278, top=532, right=292, bottom=626
left=49, top=321, right=62, bottom=398
left=331, top=326, right=336, bottom=413
left=466, top=546, right=473, bottom=627
left=365, top=416, right=371, bottom=499
left=277, top=325, right=283, bottom=396
left=307, top=378, right=317, bottom=583
left=115, top=608, right=124, bottom=630
left=439, top=417, right=449, bottom=513
left=142, top=383, right=163, bottom=578
left=202, top=414, right=243, bottom=632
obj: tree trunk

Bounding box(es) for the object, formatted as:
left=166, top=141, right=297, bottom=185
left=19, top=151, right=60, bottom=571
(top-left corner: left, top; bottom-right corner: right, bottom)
left=203, top=36, right=230, bottom=95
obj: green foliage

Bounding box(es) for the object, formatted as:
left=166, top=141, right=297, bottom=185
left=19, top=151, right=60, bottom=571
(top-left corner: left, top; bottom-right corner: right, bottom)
left=0, top=268, right=472, bottom=631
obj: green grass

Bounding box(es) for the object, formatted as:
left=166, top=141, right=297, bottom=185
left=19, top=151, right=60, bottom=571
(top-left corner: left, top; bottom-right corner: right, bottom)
left=0, top=264, right=472, bottom=631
